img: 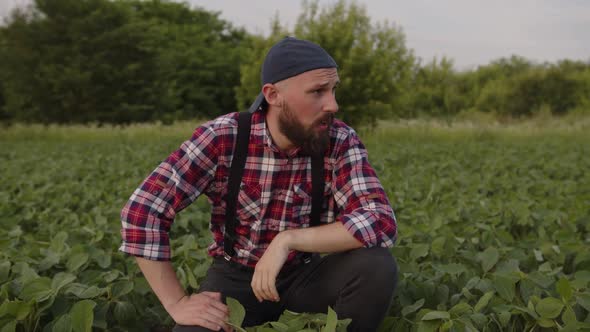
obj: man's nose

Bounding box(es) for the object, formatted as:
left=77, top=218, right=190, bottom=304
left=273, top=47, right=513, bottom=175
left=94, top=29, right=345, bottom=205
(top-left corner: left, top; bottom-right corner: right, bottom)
left=323, top=93, right=339, bottom=113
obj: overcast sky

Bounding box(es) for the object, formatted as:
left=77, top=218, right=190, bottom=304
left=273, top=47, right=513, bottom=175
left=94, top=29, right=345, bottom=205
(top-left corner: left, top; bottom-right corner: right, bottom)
left=2, top=0, right=589, bottom=69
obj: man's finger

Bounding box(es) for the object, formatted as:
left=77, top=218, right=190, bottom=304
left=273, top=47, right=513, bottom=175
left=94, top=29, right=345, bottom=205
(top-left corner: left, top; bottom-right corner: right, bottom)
left=251, top=273, right=263, bottom=302
left=258, top=270, right=268, bottom=300
left=269, top=275, right=280, bottom=301
left=192, top=317, right=221, bottom=331
left=201, top=291, right=222, bottom=300
left=261, top=269, right=273, bottom=301
left=205, top=304, right=229, bottom=323
left=208, top=297, right=229, bottom=314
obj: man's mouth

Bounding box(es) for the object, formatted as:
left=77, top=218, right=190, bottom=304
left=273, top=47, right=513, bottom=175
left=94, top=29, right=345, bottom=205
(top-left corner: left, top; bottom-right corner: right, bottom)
left=317, top=116, right=333, bottom=129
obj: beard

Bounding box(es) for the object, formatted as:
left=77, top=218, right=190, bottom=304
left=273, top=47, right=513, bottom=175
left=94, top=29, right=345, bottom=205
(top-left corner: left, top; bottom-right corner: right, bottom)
left=278, top=101, right=333, bottom=157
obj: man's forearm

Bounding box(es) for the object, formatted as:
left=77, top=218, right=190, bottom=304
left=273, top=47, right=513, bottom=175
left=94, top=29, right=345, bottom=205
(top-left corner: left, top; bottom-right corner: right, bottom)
left=278, top=221, right=363, bottom=253
left=135, top=257, right=186, bottom=311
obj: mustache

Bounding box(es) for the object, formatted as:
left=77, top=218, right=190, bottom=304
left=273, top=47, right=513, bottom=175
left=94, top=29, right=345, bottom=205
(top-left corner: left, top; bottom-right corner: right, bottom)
left=315, top=114, right=335, bottom=126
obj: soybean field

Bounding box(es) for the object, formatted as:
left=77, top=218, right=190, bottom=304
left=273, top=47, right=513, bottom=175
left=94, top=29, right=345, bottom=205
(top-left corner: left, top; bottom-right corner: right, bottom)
left=1, top=121, right=589, bottom=332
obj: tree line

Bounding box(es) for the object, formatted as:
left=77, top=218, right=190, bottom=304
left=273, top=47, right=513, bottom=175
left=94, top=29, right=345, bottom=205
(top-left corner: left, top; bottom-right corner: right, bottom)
left=0, top=0, right=588, bottom=126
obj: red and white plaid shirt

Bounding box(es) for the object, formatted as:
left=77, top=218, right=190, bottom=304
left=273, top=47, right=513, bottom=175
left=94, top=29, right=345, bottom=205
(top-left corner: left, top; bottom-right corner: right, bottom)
left=119, top=111, right=397, bottom=268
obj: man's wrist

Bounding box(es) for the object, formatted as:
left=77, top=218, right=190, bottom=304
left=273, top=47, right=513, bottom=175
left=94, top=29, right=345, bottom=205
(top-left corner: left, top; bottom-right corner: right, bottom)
left=163, top=293, right=187, bottom=312
left=276, top=230, right=296, bottom=250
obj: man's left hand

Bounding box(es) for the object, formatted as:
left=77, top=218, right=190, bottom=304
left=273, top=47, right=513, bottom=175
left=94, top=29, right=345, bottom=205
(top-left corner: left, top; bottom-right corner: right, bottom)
left=251, top=232, right=291, bottom=302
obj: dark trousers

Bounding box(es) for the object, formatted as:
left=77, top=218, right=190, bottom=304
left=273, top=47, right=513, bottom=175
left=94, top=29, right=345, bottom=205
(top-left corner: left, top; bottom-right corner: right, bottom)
left=174, top=247, right=398, bottom=332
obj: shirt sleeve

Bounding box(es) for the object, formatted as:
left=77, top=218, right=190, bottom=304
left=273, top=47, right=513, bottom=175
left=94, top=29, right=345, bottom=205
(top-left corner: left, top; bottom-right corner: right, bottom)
left=119, top=124, right=219, bottom=261
left=332, top=130, right=398, bottom=248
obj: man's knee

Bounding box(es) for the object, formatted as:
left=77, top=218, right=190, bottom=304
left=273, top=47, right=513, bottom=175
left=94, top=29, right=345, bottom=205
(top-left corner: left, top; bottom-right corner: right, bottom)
left=345, top=247, right=398, bottom=290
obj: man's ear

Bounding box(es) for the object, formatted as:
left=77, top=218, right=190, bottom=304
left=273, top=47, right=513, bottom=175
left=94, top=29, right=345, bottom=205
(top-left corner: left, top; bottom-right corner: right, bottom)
left=262, top=83, right=282, bottom=106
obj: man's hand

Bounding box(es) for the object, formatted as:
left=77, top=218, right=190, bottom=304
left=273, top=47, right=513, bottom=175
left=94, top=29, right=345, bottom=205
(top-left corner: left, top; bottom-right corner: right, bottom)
left=251, top=233, right=291, bottom=302
left=166, top=292, right=232, bottom=331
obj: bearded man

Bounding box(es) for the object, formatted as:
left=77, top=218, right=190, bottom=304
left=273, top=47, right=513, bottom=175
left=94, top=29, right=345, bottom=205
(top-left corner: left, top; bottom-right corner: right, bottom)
left=119, top=36, right=398, bottom=332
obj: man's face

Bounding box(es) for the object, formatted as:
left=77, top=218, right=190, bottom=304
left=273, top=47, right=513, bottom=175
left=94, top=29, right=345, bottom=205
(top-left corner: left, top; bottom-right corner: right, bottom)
left=276, top=68, right=340, bottom=156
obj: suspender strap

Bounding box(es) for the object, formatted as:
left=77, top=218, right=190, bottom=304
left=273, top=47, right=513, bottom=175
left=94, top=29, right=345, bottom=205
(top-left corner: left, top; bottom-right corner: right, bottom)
left=303, top=152, right=325, bottom=263
left=224, top=112, right=252, bottom=259
left=310, top=153, right=325, bottom=228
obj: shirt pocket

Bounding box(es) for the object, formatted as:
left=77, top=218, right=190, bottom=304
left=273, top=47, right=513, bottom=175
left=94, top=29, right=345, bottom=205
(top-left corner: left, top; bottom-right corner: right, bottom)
left=292, top=181, right=331, bottom=224
left=236, top=182, right=263, bottom=224
left=206, top=176, right=228, bottom=206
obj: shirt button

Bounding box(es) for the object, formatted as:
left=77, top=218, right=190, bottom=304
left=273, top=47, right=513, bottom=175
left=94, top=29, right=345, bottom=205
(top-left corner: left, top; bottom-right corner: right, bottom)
left=152, top=190, right=160, bottom=195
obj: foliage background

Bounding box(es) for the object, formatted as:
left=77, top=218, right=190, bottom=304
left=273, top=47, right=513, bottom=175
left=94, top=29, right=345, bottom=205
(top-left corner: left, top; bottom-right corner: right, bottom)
left=1, top=0, right=589, bottom=331
left=0, top=0, right=588, bottom=127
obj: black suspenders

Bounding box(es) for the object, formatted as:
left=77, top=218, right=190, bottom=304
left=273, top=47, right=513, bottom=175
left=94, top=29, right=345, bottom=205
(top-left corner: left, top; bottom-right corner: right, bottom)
left=223, top=111, right=325, bottom=264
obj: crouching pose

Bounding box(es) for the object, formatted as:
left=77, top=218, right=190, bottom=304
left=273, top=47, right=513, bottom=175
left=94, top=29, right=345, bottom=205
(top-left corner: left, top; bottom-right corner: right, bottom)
left=120, top=36, right=398, bottom=332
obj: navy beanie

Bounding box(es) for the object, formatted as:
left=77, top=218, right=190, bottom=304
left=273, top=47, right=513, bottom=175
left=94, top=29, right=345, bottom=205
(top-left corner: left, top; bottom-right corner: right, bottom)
left=248, top=36, right=338, bottom=113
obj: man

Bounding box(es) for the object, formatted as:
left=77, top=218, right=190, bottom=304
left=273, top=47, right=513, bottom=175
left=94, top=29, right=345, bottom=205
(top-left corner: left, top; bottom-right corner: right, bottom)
left=120, top=36, right=398, bottom=332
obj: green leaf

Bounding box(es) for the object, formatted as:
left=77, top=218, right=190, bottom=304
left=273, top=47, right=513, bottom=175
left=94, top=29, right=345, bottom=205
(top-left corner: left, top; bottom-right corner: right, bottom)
left=434, top=263, right=467, bottom=276
left=528, top=271, right=554, bottom=288
left=113, top=301, right=135, bottom=325
left=479, top=247, right=499, bottom=273
left=470, top=313, right=487, bottom=328
left=401, top=298, right=425, bottom=317
left=322, top=307, right=338, bottom=332
left=70, top=300, right=96, bottom=332
left=227, top=297, right=246, bottom=328
left=574, top=271, right=590, bottom=286
left=103, top=271, right=119, bottom=283
left=535, top=297, right=564, bottom=319
left=562, top=305, right=577, bottom=326
left=52, top=314, right=73, bottom=332
left=185, top=266, right=199, bottom=289
left=0, top=301, right=32, bottom=320
left=20, top=277, right=54, bottom=302
left=449, top=302, right=472, bottom=317
left=536, top=318, right=555, bottom=328
left=575, top=293, right=590, bottom=312
left=0, top=261, right=10, bottom=284
left=66, top=284, right=103, bottom=299
left=493, top=275, right=515, bottom=302
left=556, top=277, right=572, bottom=301
left=474, top=291, right=494, bottom=312
left=0, top=321, right=16, bottom=332
left=440, top=320, right=453, bottom=332
left=336, top=318, right=352, bottom=332
left=284, top=317, right=306, bottom=332
left=51, top=273, right=76, bottom=292
left=410, top=244, right=429, bottom=260
left=66, top=253, right=89, bottom=272
left=50, top=231, right=69, bottom=253
left=110, top=281, right=134, bottom=299
left=421, top=311, right=450, bottom=321
left=269, top=322, right=289, bottom=332
left=38, top=251, right=61, bottom=272
left=497, top=311, right=511, bottom=327
left=416, top=320, right=440, bottom=332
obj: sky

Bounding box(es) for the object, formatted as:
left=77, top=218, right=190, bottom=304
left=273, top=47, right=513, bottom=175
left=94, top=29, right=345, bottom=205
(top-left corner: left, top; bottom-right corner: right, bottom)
left=1, top=0, right=589, bottom=69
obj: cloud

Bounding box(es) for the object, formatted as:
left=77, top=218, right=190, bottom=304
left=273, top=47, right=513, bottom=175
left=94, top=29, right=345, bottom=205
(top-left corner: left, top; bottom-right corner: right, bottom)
left=2, top=0, right=588, bottom=68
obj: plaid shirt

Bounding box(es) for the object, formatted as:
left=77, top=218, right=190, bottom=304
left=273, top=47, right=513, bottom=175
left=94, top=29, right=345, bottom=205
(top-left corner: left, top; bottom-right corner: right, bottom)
left=119, top=111, right=397, bottom=268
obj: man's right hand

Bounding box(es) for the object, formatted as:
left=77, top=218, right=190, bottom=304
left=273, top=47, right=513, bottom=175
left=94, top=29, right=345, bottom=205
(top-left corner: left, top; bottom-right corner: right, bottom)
left=167, top=291, right=232, bottom=332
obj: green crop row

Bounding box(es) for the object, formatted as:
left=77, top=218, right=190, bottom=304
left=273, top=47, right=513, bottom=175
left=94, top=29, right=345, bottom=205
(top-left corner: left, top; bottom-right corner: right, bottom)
left=0, top=125, right=589, bottom=331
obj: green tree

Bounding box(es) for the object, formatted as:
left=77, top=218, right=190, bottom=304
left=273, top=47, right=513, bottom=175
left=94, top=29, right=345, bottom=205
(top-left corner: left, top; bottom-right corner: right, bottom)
left=0, top=0, right=246, bottom=124
left=237, top=0, right=415, bottom=128
left=404, top=57, right=468, bottom=117
left=130, top=0, right=248, bottom=120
